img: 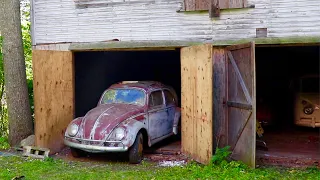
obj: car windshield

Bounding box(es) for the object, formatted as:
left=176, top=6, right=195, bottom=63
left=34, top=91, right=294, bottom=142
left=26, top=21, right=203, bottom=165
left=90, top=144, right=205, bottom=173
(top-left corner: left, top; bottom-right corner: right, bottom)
left=101, top=88, right=145, bottom=106
left=301, top=77, right=319, bottom=93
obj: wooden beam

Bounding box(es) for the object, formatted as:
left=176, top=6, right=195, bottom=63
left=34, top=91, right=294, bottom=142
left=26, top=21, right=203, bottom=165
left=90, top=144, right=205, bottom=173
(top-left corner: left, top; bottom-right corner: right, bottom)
left=209, top=0, right=220, bottom=18
left=226, top=101, right=252, bottom=110
left=227, top=51, right=252, bottom=104
left=69, top=41, right=204, bottom=51
left=67, top=37, right=320, bottom=52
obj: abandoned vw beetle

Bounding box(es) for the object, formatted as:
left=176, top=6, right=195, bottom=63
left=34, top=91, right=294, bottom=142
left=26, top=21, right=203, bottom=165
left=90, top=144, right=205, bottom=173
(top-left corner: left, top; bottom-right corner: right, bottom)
left=64, top=81, right=181, bottom=163
left=293, top=75, right=320, bottom=128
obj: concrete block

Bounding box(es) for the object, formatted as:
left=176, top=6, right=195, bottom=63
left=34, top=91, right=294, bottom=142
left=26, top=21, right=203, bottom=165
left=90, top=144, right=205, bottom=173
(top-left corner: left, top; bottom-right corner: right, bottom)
left=22, top=146, right=50, bottom=159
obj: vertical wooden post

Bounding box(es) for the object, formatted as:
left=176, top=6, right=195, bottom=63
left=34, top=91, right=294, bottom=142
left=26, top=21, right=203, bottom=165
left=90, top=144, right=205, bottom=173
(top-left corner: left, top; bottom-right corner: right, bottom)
left=209, top=0, right=220, bottom=18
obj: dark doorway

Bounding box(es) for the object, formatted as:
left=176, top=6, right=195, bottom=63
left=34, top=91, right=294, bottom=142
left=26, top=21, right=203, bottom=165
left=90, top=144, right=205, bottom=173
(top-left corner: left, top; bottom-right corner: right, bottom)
left=74, top=50, right=181, bottom=117
left=255, top=46, right=320, bottom=167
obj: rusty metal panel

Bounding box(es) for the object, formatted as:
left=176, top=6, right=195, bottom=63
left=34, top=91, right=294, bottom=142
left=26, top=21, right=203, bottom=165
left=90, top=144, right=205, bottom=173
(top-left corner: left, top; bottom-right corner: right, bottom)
left=225, top=42, right=256, bottom=168
left=181, top=44, right=213, bottom=164
left=32, top=0, right=320, bottom=45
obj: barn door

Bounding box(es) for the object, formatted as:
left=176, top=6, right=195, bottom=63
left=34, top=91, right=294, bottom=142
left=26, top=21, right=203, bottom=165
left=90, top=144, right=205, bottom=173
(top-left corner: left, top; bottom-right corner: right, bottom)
left=225, top=42, right=256, bottom=168
left=181, top=44, right=213, bottom=164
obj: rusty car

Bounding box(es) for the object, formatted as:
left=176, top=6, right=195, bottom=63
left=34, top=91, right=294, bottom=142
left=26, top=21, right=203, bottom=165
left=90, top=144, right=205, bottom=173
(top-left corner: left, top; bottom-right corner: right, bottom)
left=64, top=81, right=181, bottom=163
left=293, top=74, right=320, bottom=128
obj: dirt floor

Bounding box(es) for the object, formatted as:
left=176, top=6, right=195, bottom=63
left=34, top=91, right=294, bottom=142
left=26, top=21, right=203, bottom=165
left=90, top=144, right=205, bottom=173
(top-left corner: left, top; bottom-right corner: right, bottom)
left=52, top=136, right=188, bottom=166
left=256, top=127, right=320, bottom=167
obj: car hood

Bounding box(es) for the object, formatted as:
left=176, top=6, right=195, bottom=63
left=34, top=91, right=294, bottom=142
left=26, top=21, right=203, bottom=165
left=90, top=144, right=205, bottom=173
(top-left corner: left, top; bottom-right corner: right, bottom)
left=80, top=103, right=144, bottom=140
left=299, top=93, right=320, bottom=106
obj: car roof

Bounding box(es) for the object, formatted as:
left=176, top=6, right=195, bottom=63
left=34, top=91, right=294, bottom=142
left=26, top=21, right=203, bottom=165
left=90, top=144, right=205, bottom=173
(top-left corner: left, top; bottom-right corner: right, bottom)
left=109, top=81, right=170, bottom=92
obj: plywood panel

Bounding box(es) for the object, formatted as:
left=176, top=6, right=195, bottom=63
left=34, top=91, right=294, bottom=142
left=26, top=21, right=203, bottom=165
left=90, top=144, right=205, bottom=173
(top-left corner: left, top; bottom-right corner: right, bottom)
left=33, top=50, right=74, bottom=154
left=181, top=44, right=213, bottom=164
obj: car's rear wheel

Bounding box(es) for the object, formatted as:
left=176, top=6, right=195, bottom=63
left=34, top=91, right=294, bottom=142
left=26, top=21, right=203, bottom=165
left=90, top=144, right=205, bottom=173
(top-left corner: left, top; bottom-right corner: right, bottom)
left=70, top=147, right=86, bottom=158
left=128, top=132, right=143, bottom=164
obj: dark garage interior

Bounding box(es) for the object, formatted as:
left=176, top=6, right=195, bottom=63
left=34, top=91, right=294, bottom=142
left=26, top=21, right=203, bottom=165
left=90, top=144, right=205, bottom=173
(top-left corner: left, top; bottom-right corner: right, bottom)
left=74, top=50, right=181, bottom=118
left=73, top=50, right=182, bottom=157
left=255, top=46, right=320, bottom=166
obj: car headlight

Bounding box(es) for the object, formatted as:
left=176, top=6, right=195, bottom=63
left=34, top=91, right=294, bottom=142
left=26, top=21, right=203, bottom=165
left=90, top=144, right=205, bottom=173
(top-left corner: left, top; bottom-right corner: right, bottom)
left=303, top=106, right=314, bottom=115
left=67, top=123, right=79, bottom=137
left=109, top=127, right=126, bottom=141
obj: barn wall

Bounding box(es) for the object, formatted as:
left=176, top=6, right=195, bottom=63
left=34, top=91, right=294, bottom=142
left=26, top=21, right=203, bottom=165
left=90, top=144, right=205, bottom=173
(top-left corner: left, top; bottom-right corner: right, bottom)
left=32, top=0, right=320, bottom=45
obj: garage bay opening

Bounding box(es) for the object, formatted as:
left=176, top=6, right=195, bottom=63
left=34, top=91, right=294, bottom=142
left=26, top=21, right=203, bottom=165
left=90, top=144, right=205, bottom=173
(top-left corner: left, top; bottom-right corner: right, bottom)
left=73, top=50, right=182, bottom=161
left=255, top=46, right=320, bottom=167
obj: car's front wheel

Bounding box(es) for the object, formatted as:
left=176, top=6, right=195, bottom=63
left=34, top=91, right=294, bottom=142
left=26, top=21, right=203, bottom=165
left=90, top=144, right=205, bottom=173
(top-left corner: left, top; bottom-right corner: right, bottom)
left=70, top=147, right=86, bottom=158
left=128, top=132, right=143, bottom=164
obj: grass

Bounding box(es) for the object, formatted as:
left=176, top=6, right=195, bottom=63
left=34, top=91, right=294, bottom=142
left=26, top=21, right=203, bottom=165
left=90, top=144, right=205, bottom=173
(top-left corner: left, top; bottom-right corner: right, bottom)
left=0, top=144, right=319, bottom=179
left=0, top=137, right=10, bottom=150
left=0, top=155, right=319, bottom=180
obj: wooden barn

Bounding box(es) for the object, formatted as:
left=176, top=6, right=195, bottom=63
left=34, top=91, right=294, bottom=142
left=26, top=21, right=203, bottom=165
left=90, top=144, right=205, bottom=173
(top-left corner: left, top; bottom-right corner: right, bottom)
left=31, top=0, right=320, bottom=168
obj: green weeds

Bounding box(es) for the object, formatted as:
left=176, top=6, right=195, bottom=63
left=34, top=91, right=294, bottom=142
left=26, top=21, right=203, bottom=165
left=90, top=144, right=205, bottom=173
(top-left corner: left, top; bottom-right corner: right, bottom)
left=0, top=152, right=319, bottom=180
left=0, top=137, right=9, bottom=150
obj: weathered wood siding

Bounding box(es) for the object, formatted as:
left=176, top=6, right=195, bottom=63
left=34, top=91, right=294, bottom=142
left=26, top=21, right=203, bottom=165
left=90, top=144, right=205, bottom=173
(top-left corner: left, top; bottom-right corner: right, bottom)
left=32, top=0, right=320, bottom=45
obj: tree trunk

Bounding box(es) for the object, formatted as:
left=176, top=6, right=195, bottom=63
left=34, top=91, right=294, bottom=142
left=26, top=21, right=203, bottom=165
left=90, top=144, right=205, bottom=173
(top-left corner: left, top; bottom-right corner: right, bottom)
left=0, top=0, right=33, bottom=146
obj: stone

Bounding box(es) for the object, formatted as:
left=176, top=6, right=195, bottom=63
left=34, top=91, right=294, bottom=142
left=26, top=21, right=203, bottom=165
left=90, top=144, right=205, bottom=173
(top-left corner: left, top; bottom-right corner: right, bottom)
left=20, top=135, right=35, bottom=147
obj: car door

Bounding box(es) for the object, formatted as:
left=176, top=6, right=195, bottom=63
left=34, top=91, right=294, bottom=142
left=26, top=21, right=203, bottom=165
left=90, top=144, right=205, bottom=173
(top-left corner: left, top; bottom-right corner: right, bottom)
left=163, top=89, right=176, bottom=135
left=148, top=90, right=168, bottom=140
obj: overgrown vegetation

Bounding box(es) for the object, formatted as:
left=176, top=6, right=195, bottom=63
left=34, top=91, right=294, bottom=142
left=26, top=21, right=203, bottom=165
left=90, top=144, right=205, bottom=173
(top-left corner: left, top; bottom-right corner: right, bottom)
left=0, top=137, right=10, bottom=150
left=0, top=154, right=319, bottom=180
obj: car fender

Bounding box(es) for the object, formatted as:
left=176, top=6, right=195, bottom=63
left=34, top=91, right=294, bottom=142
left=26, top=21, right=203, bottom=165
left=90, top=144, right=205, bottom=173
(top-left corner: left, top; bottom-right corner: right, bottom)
left=173, top=107, right=181, bottom=135
left=118, top=118, right=150, bottom=148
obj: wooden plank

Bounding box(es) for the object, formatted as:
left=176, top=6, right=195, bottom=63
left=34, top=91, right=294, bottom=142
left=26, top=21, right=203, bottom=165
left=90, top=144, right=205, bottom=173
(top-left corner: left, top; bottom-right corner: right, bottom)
left=181, top=44, right=194, bottom=160
left=68, top=41, right=204, bottom=51
left=225, top=42, right=256, bottom=168
left=227, top=101, right=252, bottom=110
left=181, top=44, right=213, bottom=164
left=229, top=0, right=244, bottom=9
left=33, top=50, right=74, bottom=154
left=209, top=0, right=220, bottom=18
left=227, top=51, right=252, bottom=104
left=196, top=0, right=210, bottom=11
left=184, top=0, right=196, bottom=11
left=219, top=0, right=247, bottom=9
left=195, top=44, right=213, bottom=164
left=219, top=0, right=229, bottom=9
left=212, top=48, right=226, bottom=149
left=185, top=0, right=247, bottom=11
left=226, top=42, right=252, bottom=51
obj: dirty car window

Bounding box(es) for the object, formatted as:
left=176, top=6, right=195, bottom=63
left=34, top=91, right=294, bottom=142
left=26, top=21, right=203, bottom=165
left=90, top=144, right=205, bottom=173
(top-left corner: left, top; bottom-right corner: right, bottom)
left=101, top=89, right=145, bottom=106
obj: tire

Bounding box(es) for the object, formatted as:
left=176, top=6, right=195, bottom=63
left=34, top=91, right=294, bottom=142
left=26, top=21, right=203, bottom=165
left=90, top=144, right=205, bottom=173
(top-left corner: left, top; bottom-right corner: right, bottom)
left=128, top=132, right=143, bottom=164
left=70, top=147, right=86, bottom=158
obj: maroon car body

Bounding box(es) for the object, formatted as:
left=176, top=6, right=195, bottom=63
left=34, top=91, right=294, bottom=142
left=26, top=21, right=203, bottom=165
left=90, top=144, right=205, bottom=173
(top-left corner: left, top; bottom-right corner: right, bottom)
left=64, top=81, right=181, bottom=163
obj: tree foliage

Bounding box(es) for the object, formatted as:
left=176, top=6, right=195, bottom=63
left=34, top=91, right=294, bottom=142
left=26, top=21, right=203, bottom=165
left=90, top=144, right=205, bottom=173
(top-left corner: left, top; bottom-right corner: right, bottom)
left=0, top=1, right=34, bottom=138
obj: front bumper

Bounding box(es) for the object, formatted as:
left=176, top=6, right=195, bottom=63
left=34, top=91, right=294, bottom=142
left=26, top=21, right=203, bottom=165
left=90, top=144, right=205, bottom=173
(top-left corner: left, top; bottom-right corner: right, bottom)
left=295, top=118, right=320, bottom=128
left=64, top=137, right=128, bottom=153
